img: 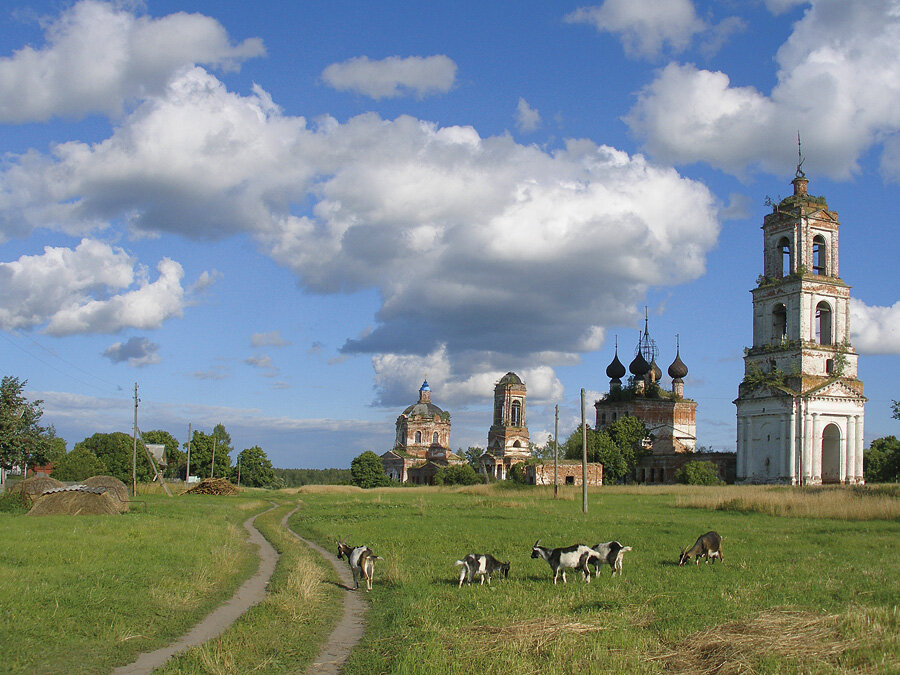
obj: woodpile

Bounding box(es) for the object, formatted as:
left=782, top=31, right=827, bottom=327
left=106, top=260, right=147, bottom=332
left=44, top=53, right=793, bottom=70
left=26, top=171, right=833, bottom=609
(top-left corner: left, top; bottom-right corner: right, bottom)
left=185, top=477, right=240, bottom=495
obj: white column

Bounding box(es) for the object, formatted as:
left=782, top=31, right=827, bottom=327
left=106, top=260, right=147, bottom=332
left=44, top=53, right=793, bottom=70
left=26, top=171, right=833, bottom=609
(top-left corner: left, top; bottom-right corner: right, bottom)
left=839, top=418, right=848, bottom=483
left=737, top=416, right=745, bottom=480
left=811, top=413, right=821, bottom=482
left=855, top=414, right=864, bottom=483
left=786, top=411, right=796, bottom=482
left=802, top=409, right=812, bottom=482
left=846, top=415, right=857, bottom=483
left=742, top=417, right=751, bottom=479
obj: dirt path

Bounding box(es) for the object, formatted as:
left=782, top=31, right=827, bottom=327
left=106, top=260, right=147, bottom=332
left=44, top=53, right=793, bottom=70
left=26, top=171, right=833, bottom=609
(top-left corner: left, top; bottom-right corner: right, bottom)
left=281, top=509, right=368, bottom=675
left=112, top=504, right=279, bottom=675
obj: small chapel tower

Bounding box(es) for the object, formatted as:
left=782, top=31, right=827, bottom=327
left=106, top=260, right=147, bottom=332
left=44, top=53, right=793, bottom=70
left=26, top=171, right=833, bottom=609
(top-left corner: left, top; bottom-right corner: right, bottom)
left=735, top=149, right=866, bottom=484
left=479, top=372, right=530, bottom=479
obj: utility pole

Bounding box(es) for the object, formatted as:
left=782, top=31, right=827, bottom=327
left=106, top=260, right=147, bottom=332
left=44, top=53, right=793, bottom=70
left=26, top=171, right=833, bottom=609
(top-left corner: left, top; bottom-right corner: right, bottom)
left=132, top=383, right=139, bottom=497
left=553, top=404, right=559, bottom=499
left=210, top=433, right=217, bottom=479
left=237, top=453, right=241, bottom=488
left=581, top=388, right=587, bottom=514
left=186, top=422, right=192, bottom=484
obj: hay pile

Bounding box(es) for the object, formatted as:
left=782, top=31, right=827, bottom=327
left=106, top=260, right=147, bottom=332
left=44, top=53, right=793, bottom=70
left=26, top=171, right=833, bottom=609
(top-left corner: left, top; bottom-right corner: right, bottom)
left=9, top=475, right=64, bottom=503
left=185, top=477, right=240, bottom=495
left=27, top=487, right=120, bottom=516
left=82, top=475, right=130, bottom=513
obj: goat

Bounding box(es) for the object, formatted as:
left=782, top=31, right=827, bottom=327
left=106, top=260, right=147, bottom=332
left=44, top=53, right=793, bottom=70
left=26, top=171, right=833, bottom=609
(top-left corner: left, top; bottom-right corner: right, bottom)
left=678, top=531, right=724, bottom=566
left=531, top=540, right=599, bottom=584
left=336, top=540, right=383, bottom=592
left=454, top=554, right=510, bottom=587
left=588, top=541, right=633, bottom=577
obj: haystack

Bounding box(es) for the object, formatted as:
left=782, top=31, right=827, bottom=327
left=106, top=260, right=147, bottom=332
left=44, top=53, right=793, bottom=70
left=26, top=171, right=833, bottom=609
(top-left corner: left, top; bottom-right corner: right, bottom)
left=9, top=475, right=64, bottom=503
left=185, top=477, right=240, bottom=495
left=27, top=487, right=120, bottom=516
left=83, top=475, right=130, bottom=512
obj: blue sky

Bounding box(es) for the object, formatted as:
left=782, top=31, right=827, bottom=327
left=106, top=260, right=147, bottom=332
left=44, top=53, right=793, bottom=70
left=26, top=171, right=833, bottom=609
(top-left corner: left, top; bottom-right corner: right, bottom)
left=1, top=0, right=898, bottom=469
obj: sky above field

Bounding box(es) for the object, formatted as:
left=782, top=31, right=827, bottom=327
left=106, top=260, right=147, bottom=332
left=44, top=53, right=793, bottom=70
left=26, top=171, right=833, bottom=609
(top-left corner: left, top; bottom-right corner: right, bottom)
left=1, top=0, right=898, bottom=469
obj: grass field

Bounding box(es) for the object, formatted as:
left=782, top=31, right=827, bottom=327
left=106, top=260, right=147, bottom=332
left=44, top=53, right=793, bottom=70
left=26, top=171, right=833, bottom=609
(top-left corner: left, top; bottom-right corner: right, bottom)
left=291, top=484, right=899, bottom=674
left=1, top=483, right=897, bottom=673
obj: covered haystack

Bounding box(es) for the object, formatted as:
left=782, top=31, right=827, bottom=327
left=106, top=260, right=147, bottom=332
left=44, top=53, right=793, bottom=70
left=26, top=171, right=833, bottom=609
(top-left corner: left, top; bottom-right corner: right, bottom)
left=83, top=475, right=130, bottom=512
left=27, top=487, right=120, bottom=516
left=185, top=477, right=240, bottom=495
left=9, top=475, right=64, bottom=503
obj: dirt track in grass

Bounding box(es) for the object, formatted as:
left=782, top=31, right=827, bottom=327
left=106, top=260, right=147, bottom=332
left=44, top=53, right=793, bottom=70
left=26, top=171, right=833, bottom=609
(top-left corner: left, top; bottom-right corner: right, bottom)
left=112, top=504, right=279, bottom=675
left=282, top=509, right=368, bottom=675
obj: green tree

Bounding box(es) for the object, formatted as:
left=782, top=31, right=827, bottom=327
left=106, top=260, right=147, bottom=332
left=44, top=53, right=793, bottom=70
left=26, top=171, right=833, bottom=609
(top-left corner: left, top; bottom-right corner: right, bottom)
left=892, top=400, right=899, bottom=420
left=435, top=463, right=482, bottom=485
left=52, top=447, right=107, bottom=482
left=74, top=432, right=154, bottom=483
left=233, top=446, right=279, bottom=487
left=44, top=429, right=67, bottom=465
left=0, top=376, right=50, bottom=473
left=187, top=425, right=233, bottom=479
left=507, top=462, right=529, bottom=484
left=530, top=435, right=559, bottom=461
left=562, top=427, right=627, bottom=481
left=605, top=416, right=652, bottom=470
left=462, top=446, right=484, bottom=468
left=141, top=429, right=182, bottom=478
left=675, top=460, right=723, bottom=485
left=864, top=436, right=900, bottom=483
left=350, top=451, right=392, bottom=488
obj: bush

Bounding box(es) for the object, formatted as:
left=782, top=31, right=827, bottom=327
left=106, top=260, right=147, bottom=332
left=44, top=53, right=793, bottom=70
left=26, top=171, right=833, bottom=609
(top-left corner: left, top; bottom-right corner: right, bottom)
left=676, top=460, right=723, bottom=486
left=864, top=436, right=900, bottom=483
left=350, top=451, right=393, bottom=489
left=52, top=447, right=107, bottom=482
left=507, top=463, right=528, bottom=484
left=0, top=489, right=28, bottom=513
left=434, top=464, right=482, bottom=486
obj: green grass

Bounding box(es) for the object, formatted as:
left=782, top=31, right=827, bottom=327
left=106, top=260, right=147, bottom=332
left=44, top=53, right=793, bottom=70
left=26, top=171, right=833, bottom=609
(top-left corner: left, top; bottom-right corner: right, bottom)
left=291, top=485, right=900, bottom=674
left=0, top=492, right=266, bottom=674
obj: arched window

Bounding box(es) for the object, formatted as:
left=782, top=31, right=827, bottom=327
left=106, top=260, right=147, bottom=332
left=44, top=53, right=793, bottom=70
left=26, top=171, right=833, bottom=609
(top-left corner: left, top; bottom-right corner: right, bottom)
left=511, top=401, right=521, bottom=426
left=815, top=301, right=833, bottom=345
left=813, top=235, right=826, bottom=275
left=414, top=431, right=422, bottom=444
left=779, top=237, right=792, bottom=277
left=432, top=432, right=439, bottom=444
left=772, top=303, right=787, bottom=341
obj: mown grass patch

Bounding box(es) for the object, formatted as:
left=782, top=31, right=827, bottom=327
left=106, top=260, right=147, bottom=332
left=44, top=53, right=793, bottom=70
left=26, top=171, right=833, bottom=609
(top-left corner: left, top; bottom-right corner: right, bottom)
left=291, top=485, right=899, bottom=674
left=157, top=500, right=343, bottom=674
left=0, top=492, right=265, bottom=674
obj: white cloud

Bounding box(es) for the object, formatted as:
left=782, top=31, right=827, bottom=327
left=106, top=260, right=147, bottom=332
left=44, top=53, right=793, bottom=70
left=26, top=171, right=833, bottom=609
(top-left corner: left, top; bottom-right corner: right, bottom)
left=626, top=0, right=900, bottom=179
left=516, top=98, right=541, bottom=133
left=565, top=0, right=706, bottom=58
left=321, top=55, right=456, bottom=99
left=0, top=239, right=195, bottom=335
left=0, top=0, right=264, bottom=123
left=851, top=299, right=900, bottom=355
left=102, top=336, right=160, bottom=366
left=765, top=0, right=809, bottom=15
left=251, top=331, right=289, bottom=348
left=246, top=354, right=279, bottom=377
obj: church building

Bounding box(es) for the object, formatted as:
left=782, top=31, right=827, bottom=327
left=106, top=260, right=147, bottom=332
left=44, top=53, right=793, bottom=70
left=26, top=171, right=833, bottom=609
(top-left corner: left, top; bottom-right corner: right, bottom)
left=479, top=372, right=530, bottom=479
left=734, top=163, right=866, bottom=484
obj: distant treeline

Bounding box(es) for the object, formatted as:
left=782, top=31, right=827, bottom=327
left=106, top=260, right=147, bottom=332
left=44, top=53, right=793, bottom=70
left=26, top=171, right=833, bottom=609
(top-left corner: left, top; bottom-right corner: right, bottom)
left=273, top=467, right=352, bottom=487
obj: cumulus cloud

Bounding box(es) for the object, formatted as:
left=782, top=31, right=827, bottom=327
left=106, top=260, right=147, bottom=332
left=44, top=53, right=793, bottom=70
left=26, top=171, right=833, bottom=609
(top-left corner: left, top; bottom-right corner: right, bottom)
left=0, top=0, right=264, bottom=123
left=765, top=0, right=809, bottom=14
left=246, top=354, right=279, bottom=377
left=626, top=1, right=900, bottom=179
left=515, top=98, right=541, bottom=133
left=0, top=239, right=196, bottom=335
left=251, top=331, right=289, bottom=348
left=851, top=299, right=900, bottom=355
left=102, top=336, right=160, bottom=366
left=321, top=55, right=456, bottom=99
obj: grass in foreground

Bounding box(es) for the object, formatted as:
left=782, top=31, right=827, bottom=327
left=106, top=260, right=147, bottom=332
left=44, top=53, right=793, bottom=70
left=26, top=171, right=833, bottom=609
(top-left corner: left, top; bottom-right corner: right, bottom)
left=291, top=484, right=899, bottom=674
left=0, top=490, right=266, bottom=674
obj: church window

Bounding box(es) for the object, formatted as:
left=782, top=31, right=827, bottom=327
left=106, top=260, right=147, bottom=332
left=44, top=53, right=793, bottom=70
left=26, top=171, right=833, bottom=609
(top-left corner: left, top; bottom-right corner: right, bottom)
left=415, top=431, right=422, bottom=443
left=826, top=359, right=834, bottom=375
left=511, top=401, right=521, bottom=426
left=815, top=301, right=833, bottom=345
left=773, top=304, right=787, bottom=341
left=432, top=432, right=439, bottom=444
left=779, top=237, right=792, bottom=277
left=813, top=235, right=826, bottom=275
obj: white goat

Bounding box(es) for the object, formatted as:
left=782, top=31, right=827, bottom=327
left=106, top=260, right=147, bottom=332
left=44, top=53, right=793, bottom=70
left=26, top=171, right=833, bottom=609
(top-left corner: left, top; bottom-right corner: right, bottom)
left=530, top=540, right=599, bottom=584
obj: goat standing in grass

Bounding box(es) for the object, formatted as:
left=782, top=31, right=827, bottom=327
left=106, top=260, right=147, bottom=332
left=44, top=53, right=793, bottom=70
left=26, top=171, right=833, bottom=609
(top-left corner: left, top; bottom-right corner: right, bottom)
left=455, top=554, right=510, bottom=587
left=589, top=541, right=632, bottom=577
left=531, top=540, right=599, bottom=584
left=678, top=531, right=724, bottom=566
left=336, top=540, right=383, bottom=592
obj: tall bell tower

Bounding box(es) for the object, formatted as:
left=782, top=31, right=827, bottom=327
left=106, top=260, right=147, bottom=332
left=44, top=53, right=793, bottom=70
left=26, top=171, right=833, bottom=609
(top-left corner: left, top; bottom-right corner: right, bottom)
left=735, top=147, right=866, bottom=484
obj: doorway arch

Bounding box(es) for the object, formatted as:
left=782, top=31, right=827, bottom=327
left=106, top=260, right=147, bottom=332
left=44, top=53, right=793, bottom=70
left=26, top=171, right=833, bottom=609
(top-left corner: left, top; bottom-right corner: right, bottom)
left=821, top=423, right=841, bottom=484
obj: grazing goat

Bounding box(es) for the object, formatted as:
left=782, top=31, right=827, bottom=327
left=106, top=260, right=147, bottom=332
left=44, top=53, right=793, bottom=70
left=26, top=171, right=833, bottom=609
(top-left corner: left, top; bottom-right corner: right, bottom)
left=531, top=540, right=599, bottom=584
left=455, top=554, right=510, bottom=587
left=336, top=540, right=383, bottom=592
left=678, top=531, right=724, bottom=566
left=589, top=541, right=633, bottom=577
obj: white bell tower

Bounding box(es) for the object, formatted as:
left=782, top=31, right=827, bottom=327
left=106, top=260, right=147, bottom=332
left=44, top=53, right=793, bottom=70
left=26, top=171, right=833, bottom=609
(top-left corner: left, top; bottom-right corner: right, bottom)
left=735, top=149, right=866, bottom=484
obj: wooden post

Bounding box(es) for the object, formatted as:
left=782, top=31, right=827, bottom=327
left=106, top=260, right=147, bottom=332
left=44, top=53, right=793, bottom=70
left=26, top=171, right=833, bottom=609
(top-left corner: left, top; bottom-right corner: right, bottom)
left=581, top=388, right=587, bottom=514
left=185, top=422, right=192, bottom=484
left=132, top=383, right=138, bottom=497
left=553, top=404, right=559, bottom=499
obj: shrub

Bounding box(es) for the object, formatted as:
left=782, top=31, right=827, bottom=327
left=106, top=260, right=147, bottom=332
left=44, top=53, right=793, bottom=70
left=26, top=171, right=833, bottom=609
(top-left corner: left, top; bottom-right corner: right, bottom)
left=350, top=451, right=392, bottom=489
left=676, top=460, right=723, bottom=486
left=434, top=464, right=482, bottom=486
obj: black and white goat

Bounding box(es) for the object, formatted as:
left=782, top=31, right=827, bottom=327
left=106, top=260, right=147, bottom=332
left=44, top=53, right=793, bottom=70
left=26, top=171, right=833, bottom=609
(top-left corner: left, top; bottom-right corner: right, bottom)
left=336, top=540, right=383, bottom=592
left=530, top=540, right=599, bottom=584
left=455, top=554, right=510, bottom=587
left=588, top=541, right=633, bottom=577
left=678, top=531, right=724, bottom=566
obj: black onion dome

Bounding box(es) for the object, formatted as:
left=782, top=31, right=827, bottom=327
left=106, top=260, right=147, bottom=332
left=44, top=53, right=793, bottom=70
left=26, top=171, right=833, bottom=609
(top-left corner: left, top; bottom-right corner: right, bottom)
left=606, top=352, right=626, bottom=380
left=668, top=350, right=688, bottom=379
left=629, top=351, right=650, bottom=376
left=650, top=359, right=662, bottom=382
